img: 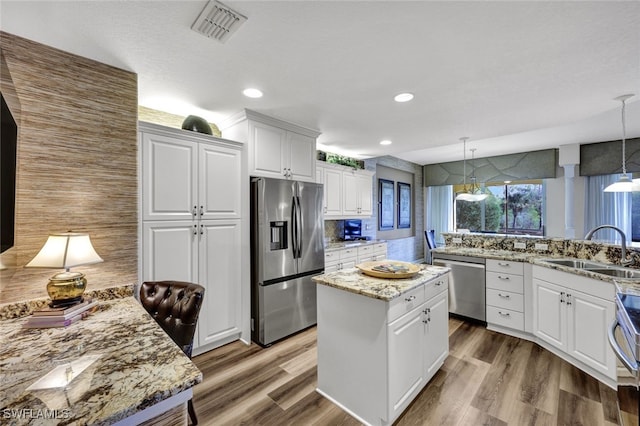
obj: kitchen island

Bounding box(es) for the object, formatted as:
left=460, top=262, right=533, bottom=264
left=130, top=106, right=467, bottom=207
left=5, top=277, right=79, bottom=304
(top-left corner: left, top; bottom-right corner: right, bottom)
left=312, top=265, right=450, bottom=426
left=0, top=296, right=202, bottom=425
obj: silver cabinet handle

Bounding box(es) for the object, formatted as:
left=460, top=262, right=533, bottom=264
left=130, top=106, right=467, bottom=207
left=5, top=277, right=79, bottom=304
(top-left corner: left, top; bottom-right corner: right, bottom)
left=405, top=295, right=416, bottom=302
left=498, top=293, right=510, bottom=299
left=200, top=205, right=204, bottom=216
left=498, top=275, right=510, bottom=280
left=560, top=291, right=565, bottom=304
left=193, top=224, right=198, bottom=236
left=498, top=311, right=511, bottom=317
left=193, top=206, right=197, bottom=216
left=498, top=262, right=510, bottom=267
left=200, top=224, right=204, bottom=235
left=566, top=293, right=572, bottom=306
left=435, top=280, right=443, bottom=286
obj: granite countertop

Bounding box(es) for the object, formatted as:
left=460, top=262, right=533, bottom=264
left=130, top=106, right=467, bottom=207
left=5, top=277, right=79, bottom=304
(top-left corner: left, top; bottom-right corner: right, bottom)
left=312, top=265, right=450, bottom=301
left=432, top=246, right=640, bottom=294
left=325, top=239, right=386, bottom=252
left=0, top=297, right=202, bottom=425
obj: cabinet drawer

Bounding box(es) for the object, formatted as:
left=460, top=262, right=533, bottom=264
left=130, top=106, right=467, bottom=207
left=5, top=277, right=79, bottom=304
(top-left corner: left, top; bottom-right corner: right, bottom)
left=373, top=243, right=387, bottom=254
left=325, top=251, right=340, bottom=264
left=358, top=245, right=373, bottom=255
left=486, top=271, right=524, bottom=293
left=486, top=259, right=524, bottom=275
left=486, top=306, right=524, bottom=331
left=388, top=285, right=425, bottom=323
left=425, top=275, right=448, bottom=300
left=341, top=248, right=357, bottom=260
left=486, top=288, right=524, bottom=312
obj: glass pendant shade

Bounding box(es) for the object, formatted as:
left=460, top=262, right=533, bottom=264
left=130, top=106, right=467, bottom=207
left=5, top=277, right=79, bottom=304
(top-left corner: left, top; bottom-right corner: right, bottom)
left=604, top=94, right=636, bottom=192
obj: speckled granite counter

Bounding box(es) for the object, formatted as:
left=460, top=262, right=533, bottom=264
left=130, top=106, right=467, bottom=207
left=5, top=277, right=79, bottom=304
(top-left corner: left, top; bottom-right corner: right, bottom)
left=0, top=297, right=202, bottom=425
left=324, top=239, right=386, bottom=252
left=432, top=246, right=640, bottom=295
left=312, top=265, right=450, bottom=301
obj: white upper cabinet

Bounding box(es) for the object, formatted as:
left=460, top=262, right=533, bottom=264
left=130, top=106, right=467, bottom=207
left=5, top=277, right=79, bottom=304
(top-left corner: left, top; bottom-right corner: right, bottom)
left=142, top=127, right=243, bottom=221
left=221, top=109, right=320, bottom=182
left=316, top=161, right=374, bottom=218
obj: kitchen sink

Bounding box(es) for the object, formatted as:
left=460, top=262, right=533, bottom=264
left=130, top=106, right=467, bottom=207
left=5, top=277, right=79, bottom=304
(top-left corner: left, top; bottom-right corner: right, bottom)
left=541, top=258, right=604, bottom=269
left=586, top=268, right=640, bottom=279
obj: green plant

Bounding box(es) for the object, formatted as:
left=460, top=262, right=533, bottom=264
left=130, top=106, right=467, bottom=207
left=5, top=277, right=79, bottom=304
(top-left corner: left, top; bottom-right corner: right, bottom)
left=326, top=153, right=364, bottom=169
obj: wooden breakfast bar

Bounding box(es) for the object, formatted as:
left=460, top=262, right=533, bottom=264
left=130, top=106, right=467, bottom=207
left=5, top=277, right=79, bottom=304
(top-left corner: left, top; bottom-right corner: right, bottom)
left=0, top=295, right=202, bottom=425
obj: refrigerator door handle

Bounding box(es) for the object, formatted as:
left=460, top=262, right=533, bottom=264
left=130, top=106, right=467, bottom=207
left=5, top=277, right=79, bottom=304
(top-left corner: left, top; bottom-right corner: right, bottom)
left=291, top=196, right=299, bottom=258
left=295, top=195, right=303, bottom=258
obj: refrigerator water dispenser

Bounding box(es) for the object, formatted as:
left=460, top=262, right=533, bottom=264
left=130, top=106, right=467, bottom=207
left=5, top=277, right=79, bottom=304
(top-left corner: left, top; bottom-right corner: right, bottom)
left=270, top=221, right=288, bottom=250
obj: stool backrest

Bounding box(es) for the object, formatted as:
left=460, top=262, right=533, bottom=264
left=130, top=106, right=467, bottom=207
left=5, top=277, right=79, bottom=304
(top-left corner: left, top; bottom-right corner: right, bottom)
left=139, top=280, right=205, bottom=358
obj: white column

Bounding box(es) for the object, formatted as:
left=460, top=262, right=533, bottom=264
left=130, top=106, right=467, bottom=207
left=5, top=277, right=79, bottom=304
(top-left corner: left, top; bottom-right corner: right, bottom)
left=559, top=145, right=580, bottom=239
left=563, top=164, right=576, bottom=239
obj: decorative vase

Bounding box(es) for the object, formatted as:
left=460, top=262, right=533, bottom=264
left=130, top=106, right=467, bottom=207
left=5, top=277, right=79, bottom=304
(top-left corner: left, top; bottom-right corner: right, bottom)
left=182, top=115, right=213, bottom=135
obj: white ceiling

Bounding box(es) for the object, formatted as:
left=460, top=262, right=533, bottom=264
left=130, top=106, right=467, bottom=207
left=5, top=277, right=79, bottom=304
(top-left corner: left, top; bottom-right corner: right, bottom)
left=2, top=1, right=639, bottom=165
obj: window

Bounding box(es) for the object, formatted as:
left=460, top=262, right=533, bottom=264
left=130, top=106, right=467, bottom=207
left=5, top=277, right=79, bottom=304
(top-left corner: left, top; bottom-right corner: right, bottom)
left=454, top=180, right=545, bottom=236
left=632, top=192, right=640, bottom=242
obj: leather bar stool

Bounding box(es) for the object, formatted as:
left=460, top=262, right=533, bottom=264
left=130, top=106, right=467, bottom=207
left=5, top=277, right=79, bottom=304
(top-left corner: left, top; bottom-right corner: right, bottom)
left=139, top=280, right=205, bottom=425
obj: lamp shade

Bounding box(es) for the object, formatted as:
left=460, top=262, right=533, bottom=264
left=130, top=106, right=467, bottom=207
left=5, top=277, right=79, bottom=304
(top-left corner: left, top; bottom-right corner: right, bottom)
left=26, top=233, right=103, bottom=270
left=604, top=174, right=640, bottom=193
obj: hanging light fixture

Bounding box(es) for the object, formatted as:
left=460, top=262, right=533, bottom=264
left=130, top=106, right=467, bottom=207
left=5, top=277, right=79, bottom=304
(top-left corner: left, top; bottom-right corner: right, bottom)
left=455, top=137, right=473, bottom=201
left=468, top=148, right=488, bottom=201
left=604, top=94, right=638, bottom=192
left=456, top=137, right=488, bottom=202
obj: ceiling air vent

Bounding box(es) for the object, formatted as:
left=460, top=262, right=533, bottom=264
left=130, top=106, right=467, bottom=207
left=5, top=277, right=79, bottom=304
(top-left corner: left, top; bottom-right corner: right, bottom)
left=191, top=0, right=247, bottom=44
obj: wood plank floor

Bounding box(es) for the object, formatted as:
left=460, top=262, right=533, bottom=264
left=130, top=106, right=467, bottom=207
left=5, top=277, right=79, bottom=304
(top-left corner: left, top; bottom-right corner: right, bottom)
left=192, top=318, right=639, bottom=425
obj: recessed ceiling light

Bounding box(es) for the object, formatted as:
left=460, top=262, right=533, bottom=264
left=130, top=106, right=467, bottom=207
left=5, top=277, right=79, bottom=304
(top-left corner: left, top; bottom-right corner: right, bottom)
left=394, top=93, right=414, bottom=103
left=243, top=88, right=263, bottom=98
left=380, top=140, right=392, bottom=146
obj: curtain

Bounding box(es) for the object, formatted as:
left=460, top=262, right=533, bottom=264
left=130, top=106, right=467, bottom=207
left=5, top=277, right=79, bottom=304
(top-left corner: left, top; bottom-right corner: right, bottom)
left=584, top=174, right=631, bottom=243
left=426, top=185, right=453, bottom=246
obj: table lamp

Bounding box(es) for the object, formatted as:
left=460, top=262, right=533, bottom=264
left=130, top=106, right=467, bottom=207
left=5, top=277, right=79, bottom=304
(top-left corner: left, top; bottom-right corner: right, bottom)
left=26, top=232, right=103, bottom=307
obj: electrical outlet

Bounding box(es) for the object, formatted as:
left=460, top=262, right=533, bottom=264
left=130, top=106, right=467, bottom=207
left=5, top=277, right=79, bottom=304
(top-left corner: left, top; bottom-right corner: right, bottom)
left=534, top=243, right=549, bottom=251
left=452, top=238, right=463, bottom=244
left=514, top=242, right=526, bottom=249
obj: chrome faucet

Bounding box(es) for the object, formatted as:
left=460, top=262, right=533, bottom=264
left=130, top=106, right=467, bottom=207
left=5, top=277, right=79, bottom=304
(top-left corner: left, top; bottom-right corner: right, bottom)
left=584, top=225, right=633, bottom=266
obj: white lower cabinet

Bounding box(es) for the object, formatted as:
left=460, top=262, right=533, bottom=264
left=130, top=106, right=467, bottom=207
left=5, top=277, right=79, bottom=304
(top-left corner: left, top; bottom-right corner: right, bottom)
left=324, top=243, right=387, bottom=272
left=142, top=219, right=243, bottom=351
left=532, top=266, right=616, bottom=385
left=317, top=274, right=449, bottom=425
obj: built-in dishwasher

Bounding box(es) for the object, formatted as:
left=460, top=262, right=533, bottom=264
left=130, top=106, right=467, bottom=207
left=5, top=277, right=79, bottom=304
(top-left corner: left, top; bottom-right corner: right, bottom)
left=432, top=253, right=486, bottom=322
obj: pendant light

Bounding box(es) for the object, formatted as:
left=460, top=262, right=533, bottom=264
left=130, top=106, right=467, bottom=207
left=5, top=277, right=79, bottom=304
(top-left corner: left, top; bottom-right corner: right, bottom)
left=468, top=148, right=488, bottom=201
left=455, top=137, right=473, bottom=201
left=456, top=137, right=488, bottom=202
left=604, top=94, right=638, bottom=192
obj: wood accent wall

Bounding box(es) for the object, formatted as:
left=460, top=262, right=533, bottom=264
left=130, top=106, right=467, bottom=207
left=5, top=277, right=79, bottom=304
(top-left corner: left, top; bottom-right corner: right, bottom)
left=0, top=32, right=138, bottom=304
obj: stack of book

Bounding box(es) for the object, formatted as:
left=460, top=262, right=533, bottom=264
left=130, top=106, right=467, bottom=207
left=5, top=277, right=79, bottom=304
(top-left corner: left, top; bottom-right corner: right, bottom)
left=24, top=298, right=99, bottom=329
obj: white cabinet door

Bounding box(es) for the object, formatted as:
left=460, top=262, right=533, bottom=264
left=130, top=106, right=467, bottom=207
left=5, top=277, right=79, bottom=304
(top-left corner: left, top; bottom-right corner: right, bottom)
left=356, top=173, right=373, bottom=216
left=142, top=221, right=198, bottom=282
left=568, top=290, right=616, bottom=378
left=142, top=133, right=197, bottom=221
left=249, top=120, right=288, bottom=178
left=198, top=219, right=242, bottom=347
left=287, top=131, right=316, bottom=182
left=424, top=291, right=449, bottom=378
left=533, top=278, right=567, bottom=351
left=324, top=168, right=343, bottom=216
left=388, top=306, right=425, bottom=417
left=342, top=172, right=359, bottom=215
left=199, top=143, right=242, bottom=220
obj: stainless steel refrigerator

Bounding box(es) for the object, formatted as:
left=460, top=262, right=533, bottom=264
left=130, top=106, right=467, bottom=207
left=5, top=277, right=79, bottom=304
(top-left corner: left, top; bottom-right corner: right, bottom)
left=251, top=177, right=324, bottom=346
